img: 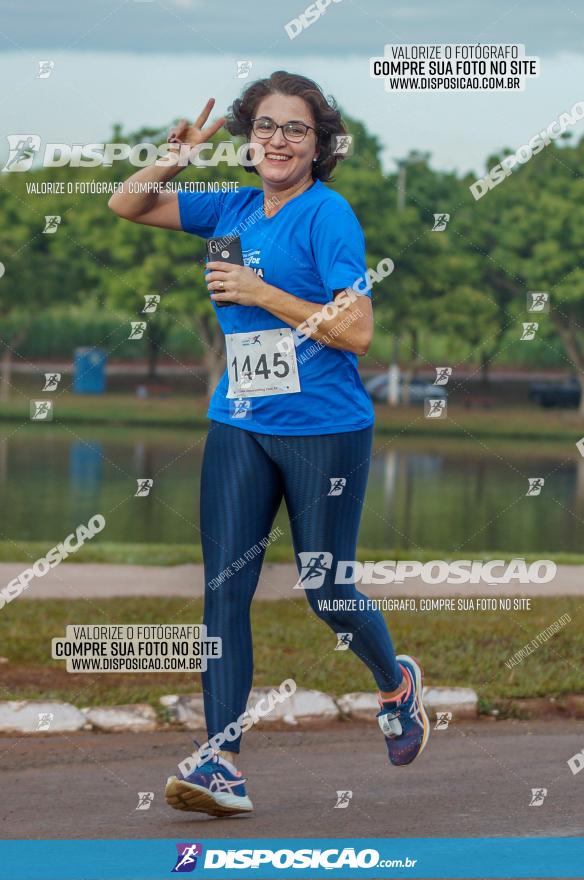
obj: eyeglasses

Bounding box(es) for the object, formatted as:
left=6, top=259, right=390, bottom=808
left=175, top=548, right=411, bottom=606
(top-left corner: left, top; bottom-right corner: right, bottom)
left=251, top=116, right=317, bottom=143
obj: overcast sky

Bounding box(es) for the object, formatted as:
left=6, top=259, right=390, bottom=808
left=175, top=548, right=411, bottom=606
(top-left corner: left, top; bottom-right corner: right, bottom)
left=1, top=0, right=583, bottom=174
left=3, top=0, right=583, bottom=55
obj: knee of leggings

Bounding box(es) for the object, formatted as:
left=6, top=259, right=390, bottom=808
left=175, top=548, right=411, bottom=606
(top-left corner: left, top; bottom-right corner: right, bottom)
left=204, top=583, right=252, bottom=620
left=305, top=595, right=351, bottom=631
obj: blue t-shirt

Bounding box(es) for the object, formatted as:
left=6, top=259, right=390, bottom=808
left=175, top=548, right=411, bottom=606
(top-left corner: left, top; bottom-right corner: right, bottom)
left=178, top=179, right=375, bottom=436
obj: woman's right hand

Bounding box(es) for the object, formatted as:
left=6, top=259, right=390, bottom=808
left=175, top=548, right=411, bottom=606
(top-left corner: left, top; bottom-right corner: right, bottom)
left=168, top=98, right=226, bottom=148
left=108, top=99, right=226, bottom=230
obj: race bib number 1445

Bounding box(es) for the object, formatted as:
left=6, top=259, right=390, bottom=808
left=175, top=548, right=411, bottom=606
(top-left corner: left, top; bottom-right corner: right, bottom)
left=225, top=328, right=301, bottom=399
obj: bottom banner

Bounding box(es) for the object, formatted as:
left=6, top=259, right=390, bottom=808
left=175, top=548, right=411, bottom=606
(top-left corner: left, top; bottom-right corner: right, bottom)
left=1, top=837, right=583, bottom=879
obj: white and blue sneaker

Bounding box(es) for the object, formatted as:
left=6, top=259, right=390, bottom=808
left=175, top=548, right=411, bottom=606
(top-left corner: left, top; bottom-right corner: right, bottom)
left=165, top=745, right=253, bottom=817
left=377, top=655, right=430, bottom=766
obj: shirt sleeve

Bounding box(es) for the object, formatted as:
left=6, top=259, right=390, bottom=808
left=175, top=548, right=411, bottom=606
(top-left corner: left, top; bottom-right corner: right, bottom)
left=311, top=205, right=370, bottom=298
left=177, top=188, right=227, bottom=237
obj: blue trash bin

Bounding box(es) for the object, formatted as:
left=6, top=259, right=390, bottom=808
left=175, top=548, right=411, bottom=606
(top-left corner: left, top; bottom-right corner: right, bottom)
left=73, top=347, right=107, bottom=394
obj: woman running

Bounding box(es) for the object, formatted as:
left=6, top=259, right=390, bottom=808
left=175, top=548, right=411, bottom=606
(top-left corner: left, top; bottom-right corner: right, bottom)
left=108, top=70, right=429, bottom=818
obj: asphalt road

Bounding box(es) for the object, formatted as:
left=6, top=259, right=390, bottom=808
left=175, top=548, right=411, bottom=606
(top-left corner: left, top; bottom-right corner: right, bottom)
left=1, top=720, right=583, bottom=840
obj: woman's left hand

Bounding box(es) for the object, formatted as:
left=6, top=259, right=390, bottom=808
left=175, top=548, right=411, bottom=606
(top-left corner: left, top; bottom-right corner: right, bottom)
left=206, top=262, right=268, bottom=307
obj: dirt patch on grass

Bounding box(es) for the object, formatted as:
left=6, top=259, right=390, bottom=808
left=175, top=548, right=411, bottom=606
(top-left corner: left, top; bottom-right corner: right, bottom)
left=0, top=664, right=198, bottom=706
left=495, top=695, right=584, bottom=718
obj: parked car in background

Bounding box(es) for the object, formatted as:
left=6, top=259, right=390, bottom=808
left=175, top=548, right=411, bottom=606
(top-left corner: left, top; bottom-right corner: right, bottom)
left=529, top=378, right=581, bottom=408
left=364, top=375, right=448, bottom=404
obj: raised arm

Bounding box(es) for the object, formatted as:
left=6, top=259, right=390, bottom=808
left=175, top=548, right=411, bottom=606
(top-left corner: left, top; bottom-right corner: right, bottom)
left=107, top=98, right=226, bottom=230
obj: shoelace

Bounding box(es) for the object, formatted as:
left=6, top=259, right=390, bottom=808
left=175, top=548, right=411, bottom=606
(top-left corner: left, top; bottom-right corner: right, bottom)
left=378, top=709, right=403, bottom=738
left=377, top=678, right=410, bottom=738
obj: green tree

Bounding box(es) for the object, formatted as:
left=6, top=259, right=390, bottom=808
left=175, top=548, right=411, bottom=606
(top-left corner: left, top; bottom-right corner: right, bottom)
left=0, top=171, right=90, bottom=399
left=457, top=132, right=584, bottom=405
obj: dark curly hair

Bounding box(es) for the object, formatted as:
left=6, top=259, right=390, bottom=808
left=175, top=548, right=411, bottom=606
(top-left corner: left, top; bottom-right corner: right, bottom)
left=225, top=70, right=348, bottom=182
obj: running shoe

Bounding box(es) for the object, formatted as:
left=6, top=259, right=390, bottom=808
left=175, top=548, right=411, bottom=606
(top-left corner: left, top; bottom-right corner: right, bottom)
left=165, top=744, right=253, bottom=817
left=377, top=654, right=430, bottom=766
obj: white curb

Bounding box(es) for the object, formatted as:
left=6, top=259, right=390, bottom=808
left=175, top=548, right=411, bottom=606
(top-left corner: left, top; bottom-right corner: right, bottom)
left=0, top=686, right=479, bottom=735
left=247, top=687, right=339, bottom=726
left=159, top=687, right=340, bottom=730
left=423, top=686, right=478, bottom=719
left=336, top=687, right=478, bottom=721
left=0, top=700, right=87, bottom=734
left=82, top=704, right=158, bottom=732
left=160, top=694, right=205, bottom=729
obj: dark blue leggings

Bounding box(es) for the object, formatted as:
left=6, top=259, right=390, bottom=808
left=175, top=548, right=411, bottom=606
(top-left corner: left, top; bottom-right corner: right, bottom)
left=200, top=420, right=402, bottom=753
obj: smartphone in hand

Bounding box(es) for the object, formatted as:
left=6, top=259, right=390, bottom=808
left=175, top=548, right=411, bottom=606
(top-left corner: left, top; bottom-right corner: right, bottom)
left=206, top=235, right=244, bottom=307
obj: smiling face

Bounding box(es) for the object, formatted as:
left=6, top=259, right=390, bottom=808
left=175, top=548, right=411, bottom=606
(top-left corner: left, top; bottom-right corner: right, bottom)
left=250, top=92, right=318, bottom=190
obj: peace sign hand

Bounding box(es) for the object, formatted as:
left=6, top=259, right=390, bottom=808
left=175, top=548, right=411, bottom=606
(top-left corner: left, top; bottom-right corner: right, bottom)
left=168, top=98, right=226, bottom=149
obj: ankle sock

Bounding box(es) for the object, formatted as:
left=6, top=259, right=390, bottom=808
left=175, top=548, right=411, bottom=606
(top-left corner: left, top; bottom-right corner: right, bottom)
left=379, top=665, right=411, bottom=704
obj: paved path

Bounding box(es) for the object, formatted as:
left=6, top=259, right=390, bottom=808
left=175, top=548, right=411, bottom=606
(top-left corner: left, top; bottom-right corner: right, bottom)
left=0, top=721, right=582, bottom=839
left=3, top=561, right=583, bottom=600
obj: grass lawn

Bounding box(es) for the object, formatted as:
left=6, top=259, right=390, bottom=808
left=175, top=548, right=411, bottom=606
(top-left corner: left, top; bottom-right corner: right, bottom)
left=1, top=541, right=583, bottom=566
left=1, top=596, right=581, bottom=715
left=2, top=391, right=584, bottom=443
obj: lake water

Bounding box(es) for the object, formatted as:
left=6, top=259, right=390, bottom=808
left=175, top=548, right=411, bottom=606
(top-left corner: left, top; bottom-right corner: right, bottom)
left=2, top=425, right=582, bottom=554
